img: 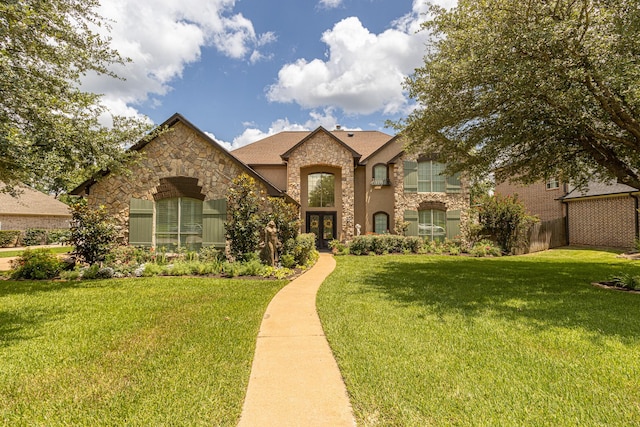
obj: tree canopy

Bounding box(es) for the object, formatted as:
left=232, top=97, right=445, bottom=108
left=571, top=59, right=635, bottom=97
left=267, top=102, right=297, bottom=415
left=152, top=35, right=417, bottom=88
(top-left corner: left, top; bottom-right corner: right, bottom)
left=398, top=0, right=640, bottom=189
left=0, top=0, right=150, bottom=194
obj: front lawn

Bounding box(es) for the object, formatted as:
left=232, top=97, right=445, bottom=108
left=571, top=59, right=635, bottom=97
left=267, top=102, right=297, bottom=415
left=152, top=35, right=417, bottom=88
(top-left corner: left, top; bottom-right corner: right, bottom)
left=0, top=246, right=72, bottom=258
left=0, top=277, right=287, bottom=426
left=317, top=249, right=640, bottom=426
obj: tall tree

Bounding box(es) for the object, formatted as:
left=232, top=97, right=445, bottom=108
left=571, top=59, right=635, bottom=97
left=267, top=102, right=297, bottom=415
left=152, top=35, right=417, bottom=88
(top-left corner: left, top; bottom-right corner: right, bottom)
left=397, top=0, right=640, bottom=189
left=0, top=0, right=150, bottom=194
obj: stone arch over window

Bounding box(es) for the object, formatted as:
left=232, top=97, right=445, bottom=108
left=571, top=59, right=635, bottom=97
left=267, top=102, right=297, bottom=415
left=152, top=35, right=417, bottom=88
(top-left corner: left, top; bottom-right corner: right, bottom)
left=153, top=176, right=205, bottom=201
left=418, top=201, right=447, bottom=211
left=373, top=211, right=390, bottom=234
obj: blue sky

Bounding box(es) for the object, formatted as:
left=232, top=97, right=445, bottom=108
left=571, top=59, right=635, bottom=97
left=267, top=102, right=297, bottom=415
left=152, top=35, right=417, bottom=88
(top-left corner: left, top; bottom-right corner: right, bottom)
left=85, top=0, right=456, bottom=150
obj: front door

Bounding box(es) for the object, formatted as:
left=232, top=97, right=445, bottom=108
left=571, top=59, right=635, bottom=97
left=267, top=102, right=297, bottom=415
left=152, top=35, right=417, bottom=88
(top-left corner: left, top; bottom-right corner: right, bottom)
left=306, top=212, right=336, bottom=250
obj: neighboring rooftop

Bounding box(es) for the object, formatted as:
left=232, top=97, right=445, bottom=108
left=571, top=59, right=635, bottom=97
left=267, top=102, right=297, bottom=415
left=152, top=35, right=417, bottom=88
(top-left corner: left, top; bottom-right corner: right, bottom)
left=232, top=128, right=395, bottom=166
left=562, top=181, right=639, bottom=200
left=0, top=184, right=71, bottom=216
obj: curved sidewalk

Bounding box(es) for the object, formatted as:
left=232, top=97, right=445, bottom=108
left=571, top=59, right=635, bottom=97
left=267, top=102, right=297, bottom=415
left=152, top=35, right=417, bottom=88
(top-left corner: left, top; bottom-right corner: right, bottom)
left=238, top=253, right=355, bottom=427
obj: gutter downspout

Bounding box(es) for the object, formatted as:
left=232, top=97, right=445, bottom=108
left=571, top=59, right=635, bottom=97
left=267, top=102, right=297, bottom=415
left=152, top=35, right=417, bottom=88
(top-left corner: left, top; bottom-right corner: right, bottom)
left=560, top=182, right=570, bottom=246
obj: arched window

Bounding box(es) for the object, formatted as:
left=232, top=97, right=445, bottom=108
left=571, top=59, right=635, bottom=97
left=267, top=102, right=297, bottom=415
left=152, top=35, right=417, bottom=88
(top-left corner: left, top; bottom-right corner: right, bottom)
left=373, top=212, right=389, bottom=234
left=372, top=164, right=390, bottom=186
left=308, top=173, right=335, bottom=207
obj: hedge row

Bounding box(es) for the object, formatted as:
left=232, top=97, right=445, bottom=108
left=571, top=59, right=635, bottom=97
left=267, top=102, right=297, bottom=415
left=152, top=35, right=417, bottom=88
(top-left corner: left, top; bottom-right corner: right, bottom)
left=0, top=229, right=71, bottom=248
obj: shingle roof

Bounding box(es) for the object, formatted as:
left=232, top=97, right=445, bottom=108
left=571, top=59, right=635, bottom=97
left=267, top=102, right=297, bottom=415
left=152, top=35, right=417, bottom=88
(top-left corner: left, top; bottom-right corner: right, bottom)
left=0, top=185, right=71, bottom=216
left=231, top=129, right=394, bottom=165
left=562, top=181, right=639, bottom=200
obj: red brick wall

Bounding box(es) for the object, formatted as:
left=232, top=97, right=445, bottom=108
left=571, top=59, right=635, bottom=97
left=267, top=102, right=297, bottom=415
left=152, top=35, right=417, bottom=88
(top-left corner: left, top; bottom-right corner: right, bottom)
left=567, top=196, right=636, bottom=249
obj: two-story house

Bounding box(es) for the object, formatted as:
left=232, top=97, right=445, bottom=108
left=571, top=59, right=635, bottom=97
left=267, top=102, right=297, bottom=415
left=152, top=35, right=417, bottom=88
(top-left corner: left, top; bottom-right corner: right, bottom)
left=72, top=113, right=470, bottom=250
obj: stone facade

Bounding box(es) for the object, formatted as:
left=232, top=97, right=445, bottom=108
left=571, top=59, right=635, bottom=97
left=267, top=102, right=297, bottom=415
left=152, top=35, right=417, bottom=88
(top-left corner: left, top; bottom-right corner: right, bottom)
left=86, top=121, right=265, bottom=241
left=393, top=155, right=470, bottom=239
left=286, top=132, right=356, bottom=241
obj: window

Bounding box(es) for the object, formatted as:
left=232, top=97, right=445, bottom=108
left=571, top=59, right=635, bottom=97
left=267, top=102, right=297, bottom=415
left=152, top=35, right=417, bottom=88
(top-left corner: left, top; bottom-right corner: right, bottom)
left=546, top=178, right=559, bottom=190
left=418, top=209, right=446, bottom=241
left=373, top=212, right=389, bottom=234
left=404, top=209, right=461, bottom=241
left=372, top=164, right=390, bottom=186
left=308, top=173, right=335, bottom=207
left=404, top=160, right=460, bottom=193
left=156, top=197, right=203, bottom=251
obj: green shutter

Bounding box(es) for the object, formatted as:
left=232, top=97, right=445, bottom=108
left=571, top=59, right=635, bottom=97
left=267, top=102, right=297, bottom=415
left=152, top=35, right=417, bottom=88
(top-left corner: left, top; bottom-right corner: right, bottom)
left=404, top=210, right=419, bottom=237
left=202, top=199, right=227, bottom=248
left=446, top=210, right=461, bottom=240
left=129, top=198, right=153, bottom=247
left=446, top=172, right=462, bottom=194
left=403, top=161, right=418, bottom=193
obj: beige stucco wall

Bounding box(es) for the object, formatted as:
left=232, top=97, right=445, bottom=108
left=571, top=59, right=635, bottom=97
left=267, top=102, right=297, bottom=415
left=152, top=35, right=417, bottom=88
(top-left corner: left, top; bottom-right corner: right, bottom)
left=86, top=121, right=266, bottom=241
left=567, top=195, right=637, bottom=249
left=353, top=166, right=366, bottom=232
left=286, top=132, right=355, bottom=241
left=251, top=165, right=287, bottom=191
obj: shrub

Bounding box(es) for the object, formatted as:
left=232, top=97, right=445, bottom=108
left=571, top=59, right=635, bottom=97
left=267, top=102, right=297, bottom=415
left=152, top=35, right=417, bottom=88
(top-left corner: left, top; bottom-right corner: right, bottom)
left=199, top=246, right=223, bottom=262
left=22, top=229, right=48, bottom=246
left=611, top=273, right=640, bottom=290
left=225, top=174, right=265, bottom=261
left=474, top=194, right=538, bottom=254
left=329, top=239, right=348, bottom=255
left=293, top=233, right=318, bottom=267
left=0, top=230, right=21, bottom=248
left=402, top=236, right=423, bottom=254
left=69, top=200, right=119, bottom=266
left=469, top=239, right=502, bottom=257
left=47, top=229, right=71, bottom=244
left=11, top=249, right=63, bottom=280
left=280, top=253, right=296, bottom=268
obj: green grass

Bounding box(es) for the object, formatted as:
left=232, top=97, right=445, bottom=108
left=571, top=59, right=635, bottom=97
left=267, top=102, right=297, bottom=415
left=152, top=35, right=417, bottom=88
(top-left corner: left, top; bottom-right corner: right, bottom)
left=0, top=246, right=72, bottom=258
left=317, top=249, right=640, bottom=426
left=0, top=276, right=287, bottom=426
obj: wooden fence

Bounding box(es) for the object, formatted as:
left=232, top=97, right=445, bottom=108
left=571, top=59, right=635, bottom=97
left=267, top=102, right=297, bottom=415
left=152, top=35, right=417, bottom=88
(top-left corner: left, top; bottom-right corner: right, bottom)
left=517, top=217, right=566, bottom=254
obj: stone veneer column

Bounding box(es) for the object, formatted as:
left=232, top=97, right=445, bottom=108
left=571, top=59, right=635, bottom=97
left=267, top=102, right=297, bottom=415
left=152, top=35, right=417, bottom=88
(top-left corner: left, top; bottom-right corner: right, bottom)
left=286, top=133, right=355, bottom=241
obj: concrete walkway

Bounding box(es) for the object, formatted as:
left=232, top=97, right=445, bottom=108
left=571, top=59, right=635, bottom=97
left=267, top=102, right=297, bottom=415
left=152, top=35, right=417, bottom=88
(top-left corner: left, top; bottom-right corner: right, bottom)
left=238, top=253, right=356, bottom=427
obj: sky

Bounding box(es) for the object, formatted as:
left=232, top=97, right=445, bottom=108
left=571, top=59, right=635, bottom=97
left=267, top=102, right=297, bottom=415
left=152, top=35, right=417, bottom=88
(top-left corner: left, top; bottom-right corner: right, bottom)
left=83, top=0, right=457, bottom=150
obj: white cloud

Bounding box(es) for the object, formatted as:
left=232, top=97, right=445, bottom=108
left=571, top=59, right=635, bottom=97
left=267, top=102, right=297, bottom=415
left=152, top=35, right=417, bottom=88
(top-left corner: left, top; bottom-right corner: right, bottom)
left=267, top=0, right=435, bottom=116
left=318, top=0, right=343, bottom=9
left=227, top=108, right=352, bottom=150
left=83, top=0, right=273, bottom=118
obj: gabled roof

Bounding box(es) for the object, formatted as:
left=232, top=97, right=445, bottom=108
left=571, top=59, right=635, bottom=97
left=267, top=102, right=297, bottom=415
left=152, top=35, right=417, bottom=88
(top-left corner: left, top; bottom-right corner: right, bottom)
left=561, top=181, right=639, bottom=200
left=0, top=184, right=71, bottom=217
left=231, top=127, right=395, bottom=166
left=70, top=113, right=296, bottom=203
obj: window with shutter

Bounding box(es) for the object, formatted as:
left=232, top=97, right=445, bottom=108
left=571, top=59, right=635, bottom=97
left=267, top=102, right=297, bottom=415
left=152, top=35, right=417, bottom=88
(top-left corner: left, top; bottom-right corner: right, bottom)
left=129, top=198, right=153, bottom=247
left=202, top=199, right=227, bottom=248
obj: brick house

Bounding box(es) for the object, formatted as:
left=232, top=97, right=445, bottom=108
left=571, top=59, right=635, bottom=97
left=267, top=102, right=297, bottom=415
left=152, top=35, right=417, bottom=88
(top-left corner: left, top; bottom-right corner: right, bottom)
left=72, top=113, right=470, bottom=250
left=0, top=184, right=71, bottom=231
left=495, top=178, right=639, bottom=250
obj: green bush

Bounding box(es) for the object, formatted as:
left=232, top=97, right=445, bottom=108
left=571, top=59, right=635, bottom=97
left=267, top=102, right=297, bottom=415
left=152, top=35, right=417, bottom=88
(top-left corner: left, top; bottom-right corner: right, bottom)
left=69, top=201, right=119, bottom=265
left=47, top=229, right=71, bottom=244
left=225, top=174, right=264, bottom=261
left=469, top=239, right=502, bottom=257
left=611, top=273, right=640, bottom=290
left=293, top=233, right=318, bottom=267
left=22, top=229, right=48, bottom=246
left=280, top=253, right=296, bottom=268
left=10, top=248, right=63, bottom=280
left=0, top=230, right=21, bottom=248
left=402, top=236, right=424, bottom=254
left=475, top=194, right=538, bottom=254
